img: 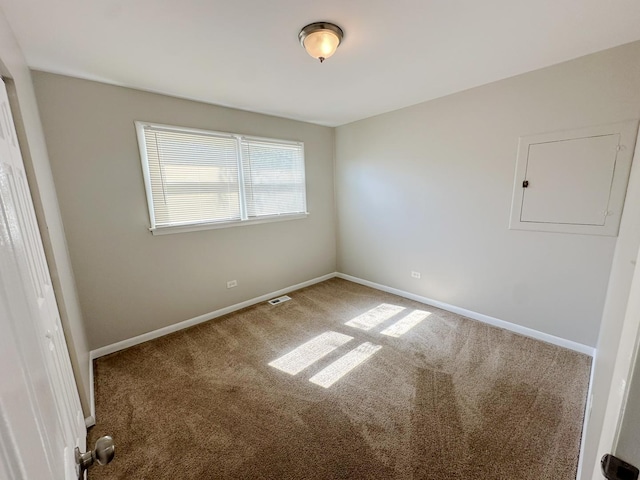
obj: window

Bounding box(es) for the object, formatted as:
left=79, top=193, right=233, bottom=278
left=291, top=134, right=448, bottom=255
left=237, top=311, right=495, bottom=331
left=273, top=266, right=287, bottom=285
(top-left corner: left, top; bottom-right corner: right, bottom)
left=135, top=122, right=307, bottom=234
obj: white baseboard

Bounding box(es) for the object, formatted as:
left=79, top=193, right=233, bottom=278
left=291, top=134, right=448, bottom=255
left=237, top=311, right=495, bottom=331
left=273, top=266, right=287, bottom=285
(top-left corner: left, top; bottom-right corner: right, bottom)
left=91, top=272, right=337, bottom=360
left=575, top=349, right=597, bottom=479
left=87, top=270, right=594, bottom=424
left=87, top=272, right=337, bottom=420
left=84, top=415, right=95, bottom=428
left=336, top=273, right=596, bottom=357
left=86, top=349, right=97, bottom=427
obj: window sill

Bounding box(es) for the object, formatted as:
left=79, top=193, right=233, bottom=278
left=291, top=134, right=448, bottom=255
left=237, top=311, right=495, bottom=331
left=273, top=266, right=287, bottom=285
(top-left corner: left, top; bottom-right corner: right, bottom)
left=149, top=212, right=309, bottom=236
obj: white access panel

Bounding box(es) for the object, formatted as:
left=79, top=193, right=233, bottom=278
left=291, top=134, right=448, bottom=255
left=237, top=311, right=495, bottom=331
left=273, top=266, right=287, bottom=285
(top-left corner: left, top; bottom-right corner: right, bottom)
left=510, top=120, right=638, bottom=236
left=521, top=135, right=618, bottom=225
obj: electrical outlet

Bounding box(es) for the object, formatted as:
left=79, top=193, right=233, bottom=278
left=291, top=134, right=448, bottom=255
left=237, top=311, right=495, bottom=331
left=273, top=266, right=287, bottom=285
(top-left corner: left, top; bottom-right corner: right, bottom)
left=226, top=280, right=238, bottom=289
left=411, top=271, right=421, bottom=279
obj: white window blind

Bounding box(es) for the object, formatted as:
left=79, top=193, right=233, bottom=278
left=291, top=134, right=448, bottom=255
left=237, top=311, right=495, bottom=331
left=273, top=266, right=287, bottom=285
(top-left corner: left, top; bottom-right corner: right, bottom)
left=136, top=122, right=307, bottom=233
left=241, top=138, right=306, bottom=218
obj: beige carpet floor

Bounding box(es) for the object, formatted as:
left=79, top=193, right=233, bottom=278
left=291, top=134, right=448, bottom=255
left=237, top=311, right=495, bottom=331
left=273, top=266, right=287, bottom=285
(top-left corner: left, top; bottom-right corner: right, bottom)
left=89, top=278, right=591, bottom=479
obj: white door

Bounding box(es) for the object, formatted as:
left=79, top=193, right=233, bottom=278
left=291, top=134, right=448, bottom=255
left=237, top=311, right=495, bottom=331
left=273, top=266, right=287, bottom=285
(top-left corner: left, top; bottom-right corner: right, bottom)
left=586, top=122, right=640, bottom=479
left=0, top=77, right=86, bottom=479
left=595, top=240, right=640, bottom=478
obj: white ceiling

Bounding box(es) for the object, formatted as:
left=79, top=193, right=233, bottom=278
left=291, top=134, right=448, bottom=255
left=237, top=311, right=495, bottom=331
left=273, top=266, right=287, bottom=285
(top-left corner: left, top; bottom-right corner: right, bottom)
left=2, top=0, right=640, bottom=126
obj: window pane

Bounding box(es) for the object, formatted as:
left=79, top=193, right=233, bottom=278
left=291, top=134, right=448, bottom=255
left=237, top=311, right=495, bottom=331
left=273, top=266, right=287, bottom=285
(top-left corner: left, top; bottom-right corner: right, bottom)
left=143, top=128, right=241, bottom=227
left=241, top=139, right=306, bottom=218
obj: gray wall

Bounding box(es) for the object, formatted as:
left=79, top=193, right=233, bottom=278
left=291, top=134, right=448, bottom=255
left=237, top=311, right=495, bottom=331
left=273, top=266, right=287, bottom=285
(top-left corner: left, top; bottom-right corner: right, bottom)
left=0, top=15, right=90, bottom=413
left=32, top=72, right=336, bottom=350
left=335, top=41, right=640, bottom=347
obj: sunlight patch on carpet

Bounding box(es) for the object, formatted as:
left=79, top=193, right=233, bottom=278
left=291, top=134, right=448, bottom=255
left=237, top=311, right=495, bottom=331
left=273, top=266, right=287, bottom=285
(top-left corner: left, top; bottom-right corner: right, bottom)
left=381, top=310, right=431, bottom=337
left=309, top=342, right=382, bottom=388
left=345, top=304, right=405, bottom=331
left=268, top=331, right=353, bottom=375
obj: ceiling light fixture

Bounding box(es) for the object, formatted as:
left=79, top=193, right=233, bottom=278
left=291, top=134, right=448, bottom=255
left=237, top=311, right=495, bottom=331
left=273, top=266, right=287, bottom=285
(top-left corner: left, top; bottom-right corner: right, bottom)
left=298, top=22, right=343, bottom=63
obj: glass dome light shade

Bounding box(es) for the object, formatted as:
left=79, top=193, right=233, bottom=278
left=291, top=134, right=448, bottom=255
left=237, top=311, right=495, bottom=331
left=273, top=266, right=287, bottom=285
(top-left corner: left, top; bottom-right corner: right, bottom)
left=303, top=30, right=340, bottom=61
left=299, top=23, right=343, bottom=63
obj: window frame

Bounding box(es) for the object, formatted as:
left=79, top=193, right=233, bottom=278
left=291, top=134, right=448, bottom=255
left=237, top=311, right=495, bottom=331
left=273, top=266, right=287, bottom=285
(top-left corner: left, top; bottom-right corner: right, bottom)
left=135, top=121, right=309, bottom=235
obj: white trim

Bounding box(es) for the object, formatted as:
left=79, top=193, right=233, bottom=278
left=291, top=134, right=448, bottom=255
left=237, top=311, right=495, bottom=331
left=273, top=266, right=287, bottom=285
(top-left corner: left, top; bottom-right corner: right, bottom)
left=335, top=273, right=595, bottom=356
left=150, top=212, right=309, bottom=236
left=135, top=121, right=303, bottom=146
left=134, top=121, right=156, bottom=229
left=90, top=272, right=336, bottom=360
left=576, top=350, right=597, bottom=479
left=88, top=272, right=337, bottom=420
left=88, top=270, right=595, bottom=423
left=509, top=120, right=638, bottom=237
left=235, top=135, right=249, bottom=221
left=85, top=349, right=97, bottom=427
left=135, top=120, right=308, bottom=234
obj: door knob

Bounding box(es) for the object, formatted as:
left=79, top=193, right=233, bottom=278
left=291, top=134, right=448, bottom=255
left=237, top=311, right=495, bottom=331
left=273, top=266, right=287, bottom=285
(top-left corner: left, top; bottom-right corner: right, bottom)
left=75, top=436, right=115, bottom=479
left=601, top=454, right=639, bottom=480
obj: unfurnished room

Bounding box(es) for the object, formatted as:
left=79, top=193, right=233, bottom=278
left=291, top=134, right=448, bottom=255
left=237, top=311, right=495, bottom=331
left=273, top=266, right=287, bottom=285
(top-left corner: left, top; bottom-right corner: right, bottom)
left=1, top=2, right=640, bottom=480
